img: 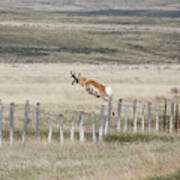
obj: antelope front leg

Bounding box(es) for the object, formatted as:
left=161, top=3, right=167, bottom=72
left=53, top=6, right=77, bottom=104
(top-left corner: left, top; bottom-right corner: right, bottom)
left=86, top=87, right=93, bottom=94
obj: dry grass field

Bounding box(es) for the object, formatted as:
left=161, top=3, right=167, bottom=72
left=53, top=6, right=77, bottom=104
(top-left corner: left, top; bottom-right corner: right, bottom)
left=0, top=140, right=180, bottom=180
left=0, top=63, right=180, bottom=114
left=0, top=1, right=180, bottom=180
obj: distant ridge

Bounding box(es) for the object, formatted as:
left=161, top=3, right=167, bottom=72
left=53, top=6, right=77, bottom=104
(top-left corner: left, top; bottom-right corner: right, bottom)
left=0, top=0, right=179, bottom=14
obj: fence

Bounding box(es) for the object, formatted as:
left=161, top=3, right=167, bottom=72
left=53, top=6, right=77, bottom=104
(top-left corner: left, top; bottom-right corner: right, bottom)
left=0, top=99, right=179, bottom=146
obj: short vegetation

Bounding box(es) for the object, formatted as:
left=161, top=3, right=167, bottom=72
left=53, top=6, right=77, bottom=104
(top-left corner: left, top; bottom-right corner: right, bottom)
left=0, top=0, right=180, bottom=180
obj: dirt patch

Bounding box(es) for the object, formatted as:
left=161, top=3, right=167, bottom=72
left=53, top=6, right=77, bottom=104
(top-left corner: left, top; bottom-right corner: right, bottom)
left=0, top=46, right=50, bottom=56
left=0, top=45, right=118, bottom=57
left=59, top=47, right=117, bottom=54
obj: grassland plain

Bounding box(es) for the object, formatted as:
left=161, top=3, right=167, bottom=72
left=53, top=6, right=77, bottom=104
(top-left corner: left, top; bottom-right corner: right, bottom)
left=0, top=13, right=180, bottom=64
left=0, top=1, right=180, bottom=179
left=0, top=63, right=180, bottom=180
left=0, top=139, right=180, bottom=180
left=0, top=0, right=180, bottom=12
left=0, top=63, right=180, bottom=114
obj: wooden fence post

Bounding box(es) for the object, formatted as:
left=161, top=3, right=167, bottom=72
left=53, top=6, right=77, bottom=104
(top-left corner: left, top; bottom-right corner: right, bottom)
left=117, top=99, right=122, bottom=132
left=141, top=101, right=145, bottom=133
left=70, top=114, right=75, bottom=142
left=0, top=100, right=2, bottom=147
left=133, top=100, right=137, bottom=133
left=155, top=103, right=160, bottom=132
left=148, top=102, right=152, bottom=133
left=48, top=113, right=54, bottom=144
left=22, top=100, right=29, bottom=143
left=59, top=114, right=64, bottom=144
left=124, top=99, right=129, bottom=133
left=91, top=112, right=96, bottom=143
left=169, top=102, right=174, bottom=133
left=79, top=112, right=84, bottom=142
left=175, top=104, right=179, bottom=132
left=105, top=103, right=112, bottom=135
left=36, top=102, right=40, bottom=141
left=163, top=99, right=167, bottom=131
left=10, top=103, right=14, bottom=145
left=99, top=105, right=105, bottom=142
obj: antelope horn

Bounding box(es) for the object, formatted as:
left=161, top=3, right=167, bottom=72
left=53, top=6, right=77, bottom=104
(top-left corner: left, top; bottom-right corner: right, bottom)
left=70, top=71, right=79, bottom=84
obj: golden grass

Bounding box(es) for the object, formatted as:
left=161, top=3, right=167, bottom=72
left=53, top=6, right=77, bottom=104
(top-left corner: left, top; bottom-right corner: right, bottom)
left=0, top=63, right=179, bottom=114
left=0, top=140, right=180, bottom=180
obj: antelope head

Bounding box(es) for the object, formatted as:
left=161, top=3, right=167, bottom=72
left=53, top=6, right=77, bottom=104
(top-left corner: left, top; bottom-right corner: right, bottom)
left=77, top=73, right=87, bottom=86
left=70, top=71, right=79, bottom=85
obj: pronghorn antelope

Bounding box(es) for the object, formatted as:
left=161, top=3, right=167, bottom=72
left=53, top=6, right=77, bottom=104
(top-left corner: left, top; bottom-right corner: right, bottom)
left=70, top=71, right=113, bottom=103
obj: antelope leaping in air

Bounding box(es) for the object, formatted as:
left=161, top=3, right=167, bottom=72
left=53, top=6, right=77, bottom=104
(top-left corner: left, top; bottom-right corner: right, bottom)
left=70, top=71, right=113, bottom=103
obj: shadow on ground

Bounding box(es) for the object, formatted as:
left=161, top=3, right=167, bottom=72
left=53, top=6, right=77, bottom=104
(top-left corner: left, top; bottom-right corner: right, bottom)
left=52, top=9, right=180, bottom=18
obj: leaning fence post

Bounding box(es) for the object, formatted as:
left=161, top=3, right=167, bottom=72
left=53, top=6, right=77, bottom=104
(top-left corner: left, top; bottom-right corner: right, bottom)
left=105, top=103, right=112, bottom=135
left=79, top=112, right=84, bottom=142
left=169, top=102, right=174, bottom=133
left=155, top=103, right=160, bottom=132
left=148, top=102, right=152, bottom=133
left=0, top=100, right=2, bottom=147
left=10, top=103, right=14, bottom=145
left=91, top=112, right=96, bottom=143
left=36, top=102, right=40, bottom=141
left=141, top=101, right=145, bottom=133
left=163, top=99, right=167, bottom=131
left=175, top=104, right=179, bottom=132
left=124, top=99, right=129, bottom=133
left=99, top=105, right=105, bottom=142
left=59, top=114, right=64, bottom=144
left=22, top=100, right=29, bottom=143
left=133, top=100, right=137, bottom=133
left=70, top=114, right=75, bottom=142
left=48, top=113, right=54, bottom=144
left=117, top=99, right=122, bottom=132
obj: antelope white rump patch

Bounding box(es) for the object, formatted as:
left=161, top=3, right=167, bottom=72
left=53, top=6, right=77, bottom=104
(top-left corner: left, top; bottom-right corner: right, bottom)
left=105, top=86, right=113, bottom=97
